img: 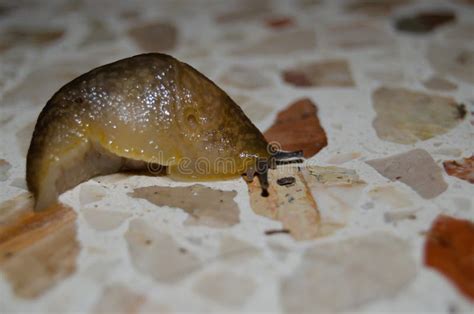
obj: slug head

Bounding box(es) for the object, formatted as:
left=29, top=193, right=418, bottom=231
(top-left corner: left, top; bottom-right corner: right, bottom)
left=169, top=62, right=271, bottom=179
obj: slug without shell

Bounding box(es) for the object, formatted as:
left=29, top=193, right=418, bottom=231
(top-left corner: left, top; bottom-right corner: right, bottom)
left=27, top=53, right=302, bottom=211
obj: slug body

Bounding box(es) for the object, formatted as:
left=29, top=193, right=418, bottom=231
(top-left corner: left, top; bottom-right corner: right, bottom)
left=27, top=53, right=272, bottom=211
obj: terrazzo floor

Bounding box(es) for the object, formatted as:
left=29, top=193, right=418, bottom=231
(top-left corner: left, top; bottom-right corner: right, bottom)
left=0, top=0, right=473, bottom=313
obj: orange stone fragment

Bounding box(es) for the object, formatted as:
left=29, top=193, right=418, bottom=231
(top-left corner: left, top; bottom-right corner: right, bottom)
left=264, top=98, right=328, bottom=158
left=247, top=167, right=321, bottom=241
left=0, top=194, right=79, bottom=298
left=424, top=215, right=474, bottom=301
left=265, top=17, right=294, bottom=29
left=443, top=155, right=474, bottom=184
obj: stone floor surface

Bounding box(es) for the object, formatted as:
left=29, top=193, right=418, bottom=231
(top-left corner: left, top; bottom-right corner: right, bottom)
left=0, top=0, right=473, bottom=313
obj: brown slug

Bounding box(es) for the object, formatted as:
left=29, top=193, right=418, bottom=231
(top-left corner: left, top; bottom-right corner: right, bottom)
left=27, top=53, right=302, bottom=211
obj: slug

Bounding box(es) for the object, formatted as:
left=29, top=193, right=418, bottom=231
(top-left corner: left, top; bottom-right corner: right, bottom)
left=26, top=53, right=302, bottom=211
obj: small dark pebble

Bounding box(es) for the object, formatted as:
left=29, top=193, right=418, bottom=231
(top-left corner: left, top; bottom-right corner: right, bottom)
left=277, top=176, right=296, bottom=186
left=457, top=104, right=466, bottom=119
left=265, top=229, right=291, bottom=235
left=395, top=10, right=456, bottom=33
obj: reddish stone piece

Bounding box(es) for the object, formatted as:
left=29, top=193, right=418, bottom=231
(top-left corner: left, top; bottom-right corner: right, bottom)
left=443, top=156, right=474, bottom=184
left=424, top=215, right=474, bottom=300
left=264, top=98, right=328, bottom=158
left=265, top=17, right=294, bottom=29
left=0, top=194, right=79, bottom=298
left=282, top=71, right=312, bottom=87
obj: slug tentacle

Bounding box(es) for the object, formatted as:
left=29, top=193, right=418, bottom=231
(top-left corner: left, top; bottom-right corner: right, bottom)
left=256, top=158, right=270, bottom=197
left=27, top=53, right=272, bottom=211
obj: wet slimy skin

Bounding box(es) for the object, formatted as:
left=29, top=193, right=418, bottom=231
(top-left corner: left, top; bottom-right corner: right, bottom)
left=27, top=53, right=282, bottom=211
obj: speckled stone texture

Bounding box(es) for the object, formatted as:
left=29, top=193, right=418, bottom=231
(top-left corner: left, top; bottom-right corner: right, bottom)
left=0, top=0, right=473, bottom=313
